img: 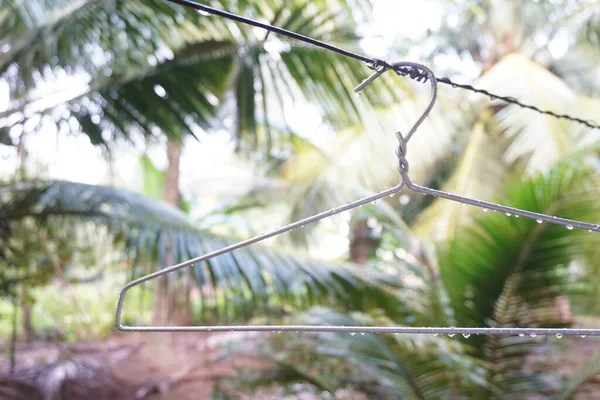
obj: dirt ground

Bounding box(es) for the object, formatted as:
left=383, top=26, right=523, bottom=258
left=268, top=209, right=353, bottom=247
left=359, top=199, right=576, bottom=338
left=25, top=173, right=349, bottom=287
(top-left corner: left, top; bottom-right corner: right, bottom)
left=1, top=330, right=600, bottom=399
left=0, top=331, right=268, bottom=399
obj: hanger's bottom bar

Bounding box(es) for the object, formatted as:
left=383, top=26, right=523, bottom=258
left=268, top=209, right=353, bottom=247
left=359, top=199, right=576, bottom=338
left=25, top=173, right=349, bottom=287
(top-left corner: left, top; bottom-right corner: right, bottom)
left=116, top=325, right=600, bottom=336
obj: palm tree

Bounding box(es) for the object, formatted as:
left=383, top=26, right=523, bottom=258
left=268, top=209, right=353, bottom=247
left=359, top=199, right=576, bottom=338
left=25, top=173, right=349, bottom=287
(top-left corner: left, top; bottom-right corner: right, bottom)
left=218, top=157, right=600, bottom=398
left=0, top=0, right=403, bottom=323
left=0, top=179, right=404, bottom=323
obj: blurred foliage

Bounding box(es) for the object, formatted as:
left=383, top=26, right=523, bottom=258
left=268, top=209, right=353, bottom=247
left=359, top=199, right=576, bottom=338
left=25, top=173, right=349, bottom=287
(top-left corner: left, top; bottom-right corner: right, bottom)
left=1, top=0, right=600, bottom=398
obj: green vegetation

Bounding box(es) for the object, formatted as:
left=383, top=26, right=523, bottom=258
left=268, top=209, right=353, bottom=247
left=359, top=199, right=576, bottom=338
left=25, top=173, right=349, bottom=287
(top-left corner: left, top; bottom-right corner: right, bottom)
left=1, top=0, right=600, bottom=398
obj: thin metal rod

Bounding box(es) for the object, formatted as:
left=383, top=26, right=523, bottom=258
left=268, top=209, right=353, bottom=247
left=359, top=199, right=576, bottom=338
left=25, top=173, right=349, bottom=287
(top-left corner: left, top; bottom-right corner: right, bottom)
left=406, top=180, right=600, bottom=232
left=115, top=184, right=404, bottom=329
left=117, top=325, right=598, bottom=336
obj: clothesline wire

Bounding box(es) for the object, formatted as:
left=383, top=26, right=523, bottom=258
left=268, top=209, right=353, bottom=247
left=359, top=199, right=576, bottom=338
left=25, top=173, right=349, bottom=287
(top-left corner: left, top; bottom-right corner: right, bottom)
left=166, top=0, right=600, bottom=132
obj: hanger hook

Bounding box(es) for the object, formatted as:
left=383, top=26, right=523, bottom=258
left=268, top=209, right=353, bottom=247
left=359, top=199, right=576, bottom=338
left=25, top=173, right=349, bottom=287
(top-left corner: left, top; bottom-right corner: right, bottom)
left=354, top=61, right=438, bottom=143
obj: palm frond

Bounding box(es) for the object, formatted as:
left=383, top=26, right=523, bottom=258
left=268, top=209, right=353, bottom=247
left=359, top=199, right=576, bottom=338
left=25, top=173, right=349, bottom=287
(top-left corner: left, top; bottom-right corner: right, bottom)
left=475, top=53, right=580, bottom=173
left=412, top=121, right=508, bottom=240
left=1, top=0, right=394, bottom=156
left=0, top=180, right=404, bottom=321
left=439, top=159, right=600, bottom=395
left=232, top=308, right=485, bottom=399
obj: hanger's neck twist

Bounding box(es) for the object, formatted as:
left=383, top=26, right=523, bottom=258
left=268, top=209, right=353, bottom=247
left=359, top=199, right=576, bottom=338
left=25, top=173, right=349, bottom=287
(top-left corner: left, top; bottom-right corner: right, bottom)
left=355, top=61, right=437, bottom=190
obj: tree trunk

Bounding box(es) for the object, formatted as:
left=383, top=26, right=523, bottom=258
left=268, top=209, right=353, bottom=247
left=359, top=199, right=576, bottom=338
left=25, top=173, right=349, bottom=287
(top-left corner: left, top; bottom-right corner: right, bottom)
left=21, top=303, right=33, bottom=342
left=16, top=133, right=34, bottom=341
left=349, top=220, right=375, bottom=265
left=152, top=138, right=182, bottom=325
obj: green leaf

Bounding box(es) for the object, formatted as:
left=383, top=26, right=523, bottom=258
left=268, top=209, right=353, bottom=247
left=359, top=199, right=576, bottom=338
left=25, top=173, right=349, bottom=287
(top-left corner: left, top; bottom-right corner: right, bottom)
left=139, top=154, right=165, bottom=201
left=439, top=159, right=600, bottom=395
left=0, top=179, right=404, bottom=320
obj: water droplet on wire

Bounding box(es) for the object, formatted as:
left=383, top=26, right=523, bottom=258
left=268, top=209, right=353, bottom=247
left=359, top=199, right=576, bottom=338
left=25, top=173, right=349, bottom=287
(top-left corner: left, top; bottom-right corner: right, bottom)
left=566, top=225, right=573, bottom=230
left=448, top=333, right=455, bottom=337
left=462, top=333, right=471, bottom=338
left=197, top=9, right=212, bottom=16
left=350, top=332, right=356, bottom=336
left=556, top=334, right=563, bottom=338
left=505, top=213, right=512, bottom=217
left=519, top=333, right=525, bottom=337
left=482, top=208, right=488, bottom=213
left=530, top=333, right=537, bottom=337
left=536, top=219, right=543, bottom=224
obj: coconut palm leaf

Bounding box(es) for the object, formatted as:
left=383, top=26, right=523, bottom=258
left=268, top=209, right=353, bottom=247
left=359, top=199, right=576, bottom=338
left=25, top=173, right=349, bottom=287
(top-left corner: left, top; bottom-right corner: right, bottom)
left=0, top=179, right=405, bottom=320
left=0, top=0, right=395, bottom=155
left=233, top=308, right=485, bottom=399
left=0, top=0, right=222, bottom=96
left=412, top=121, right=508, bottom=240
left=474, top=54, right=598, bottom=174
left=438, top=160, right=600, bottom=396
left=564, top=1, right=600, bottom=50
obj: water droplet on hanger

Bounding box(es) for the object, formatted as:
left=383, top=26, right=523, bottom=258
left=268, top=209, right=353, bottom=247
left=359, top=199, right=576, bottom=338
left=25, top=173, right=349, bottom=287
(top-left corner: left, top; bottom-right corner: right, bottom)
left=505, top=213, right=512, bottom=217
left=530, top=333, right=537, bottom=337
left=589, top=230, right=593, bottom=233
left=388, top=193, right=395, bottom=198
left=433, top=333, right=439, bottom=336
left=395, top=333, right=399, bottom=336
left=360, top=332, right=365, bottom=335
left=461, top=204, right=466, bottom=207
left=556, top=334, right=563, bottom=338
left=566, top=225, right=573, bottom=230
left=581, top=335, right=586, bottom=338
left=448, top=333, right=455, bottom=337
left=462, top=333, right=471, bottom=338
left=355, top=91, right=362, bottom=98
left=482, top=208, right=488, bottom=212
left=519, top=333, right=525, bottom=337
left=350, top=332, right=356, bottom=336
left=299, top=224, right=305, bottom=228
left=371, top=200, right=378, bottom=204
left=197, top=9, right=212, bottom=16
left=536, top=219, right=543, bottom=224
left=515, top=215, right=519, bottom=218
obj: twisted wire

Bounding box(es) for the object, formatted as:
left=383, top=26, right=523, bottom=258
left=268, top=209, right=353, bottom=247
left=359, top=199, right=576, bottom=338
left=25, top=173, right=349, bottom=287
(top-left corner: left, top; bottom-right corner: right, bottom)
left=165, top=0, right=600, bottom=132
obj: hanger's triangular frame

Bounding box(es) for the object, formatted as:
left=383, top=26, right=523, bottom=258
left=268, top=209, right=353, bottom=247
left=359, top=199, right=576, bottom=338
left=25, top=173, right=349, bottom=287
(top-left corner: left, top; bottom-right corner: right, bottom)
left=116, top=62, right=600, bottom=337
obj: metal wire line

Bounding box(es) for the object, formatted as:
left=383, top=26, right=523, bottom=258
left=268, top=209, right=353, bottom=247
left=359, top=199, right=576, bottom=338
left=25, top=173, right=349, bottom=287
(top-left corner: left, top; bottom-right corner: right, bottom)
left=166, top=0, right=600, bottom=131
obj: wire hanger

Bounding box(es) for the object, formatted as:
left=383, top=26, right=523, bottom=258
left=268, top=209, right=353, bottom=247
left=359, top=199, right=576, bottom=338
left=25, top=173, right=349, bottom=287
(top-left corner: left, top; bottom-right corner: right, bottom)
left=116, top=58, right=599, bottom=336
